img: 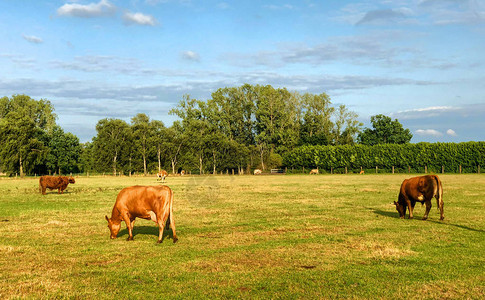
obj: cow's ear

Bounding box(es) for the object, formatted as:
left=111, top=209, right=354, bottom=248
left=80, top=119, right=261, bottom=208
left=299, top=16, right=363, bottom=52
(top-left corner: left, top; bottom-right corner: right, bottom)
left=105, top=215, right=110, bottom=222
left=393, top=201, right=398, bottom=206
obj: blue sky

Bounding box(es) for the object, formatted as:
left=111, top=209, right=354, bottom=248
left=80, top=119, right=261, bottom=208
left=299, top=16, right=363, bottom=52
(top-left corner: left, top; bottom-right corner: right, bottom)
left=1, top=0, right=484, bottom=143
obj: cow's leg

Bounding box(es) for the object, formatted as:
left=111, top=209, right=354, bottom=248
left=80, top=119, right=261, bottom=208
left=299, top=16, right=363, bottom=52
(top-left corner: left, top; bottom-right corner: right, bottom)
left=129, top=218, right=136, bottom=234
left=405, top=199, right=414, bottom=219
left=422, top=200, right=432, bottom=220
left=122, top=214, right=134, bottom=241
left=169, top=212, right=178, bottom=243
left=156, top=212, right=169, bottom=243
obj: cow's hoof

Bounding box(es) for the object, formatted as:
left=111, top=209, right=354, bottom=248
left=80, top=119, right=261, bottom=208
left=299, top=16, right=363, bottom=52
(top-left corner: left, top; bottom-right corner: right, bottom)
left=440, top=217, right=445, bottom=221
left=173, top=237, right=179, bottom=244
left=157, top=240, right=162, bottom=244
left=422, top=217, right=428, bottom=220
left=127, top=237, right=133, bottom=241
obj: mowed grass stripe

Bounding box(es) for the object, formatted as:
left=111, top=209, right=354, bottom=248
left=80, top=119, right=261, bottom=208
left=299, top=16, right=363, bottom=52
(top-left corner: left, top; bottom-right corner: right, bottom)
left=0, top=174, right=484, bottom=299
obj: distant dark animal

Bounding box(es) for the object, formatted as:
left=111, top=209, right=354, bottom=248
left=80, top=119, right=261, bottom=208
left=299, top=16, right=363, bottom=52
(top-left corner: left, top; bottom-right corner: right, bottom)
left=309, top=169, right=319, bottom=175
left=105, top=185, right=178, bottom=243
left=156, top=170, right=168, bottom=183
left=253, top=169, right=262, bottom=175
left=394, top=175, right=444, bottom=220
left=39, top=176, right=75, bottom=195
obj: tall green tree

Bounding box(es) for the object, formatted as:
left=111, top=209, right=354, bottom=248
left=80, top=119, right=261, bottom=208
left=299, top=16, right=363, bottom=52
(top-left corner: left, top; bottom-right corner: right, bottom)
left=254, top=85, right=292, bottom=169
left=79, top=142, right=94, bottom=174
left=46, top=125, right=81, bottom=174
left=299, top=92, right=334, bottom=146
left=149, top=120, right=166, bottom=173
left=0, top=95, right=56, bottom=176
left=333, top=104, right=362, bottom=145
left=131, top=113, right=155, bottom=175
left=209, top=84, right=256, bottom=145
left=92, top=118, right=132, bottom=175
left=163, top=122, right=185, bottom=174
left=357, top=114, right=412, bottom=145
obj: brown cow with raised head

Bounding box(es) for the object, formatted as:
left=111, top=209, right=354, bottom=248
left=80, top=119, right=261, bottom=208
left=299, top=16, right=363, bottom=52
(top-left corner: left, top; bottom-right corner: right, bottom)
left=157, top=170, right=168, bottom=183
left=105, top=185, right=178, bottom=243
left=394, top=175, right=444, bottom=220
left=39, top=176, right=75, bottom=195
left=309, top=169, right=319, bottom=175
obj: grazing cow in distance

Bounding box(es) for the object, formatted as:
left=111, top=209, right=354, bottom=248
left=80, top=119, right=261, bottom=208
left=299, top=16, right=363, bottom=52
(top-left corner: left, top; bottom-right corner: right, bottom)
left=105, top=185, right=178, bottom=243
left=39, top=175, right=75, bottom=195
left=394, top=175, right=444, bottom=220
left=180, top=170, right=185, bottom=176
left=254, top=169, right=262, bottom=175
left=359, top=170, right=365, bottom=175
left=309, top=169, right=319, bottom=175
left=157, top=170, right=168, bottom=183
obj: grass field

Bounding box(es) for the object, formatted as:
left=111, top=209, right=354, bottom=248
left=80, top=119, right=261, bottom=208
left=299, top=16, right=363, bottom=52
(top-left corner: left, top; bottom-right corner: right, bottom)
left=0, top=174, right=484, bottom=299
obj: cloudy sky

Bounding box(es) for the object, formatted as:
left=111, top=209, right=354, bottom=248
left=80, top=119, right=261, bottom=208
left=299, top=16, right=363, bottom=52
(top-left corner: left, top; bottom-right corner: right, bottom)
left=1, top=0, right=484, bottom=143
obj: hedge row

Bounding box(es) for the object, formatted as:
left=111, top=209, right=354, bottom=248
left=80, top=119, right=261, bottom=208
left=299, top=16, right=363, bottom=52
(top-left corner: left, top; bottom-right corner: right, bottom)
left=283, top=142, right=485, bottom=173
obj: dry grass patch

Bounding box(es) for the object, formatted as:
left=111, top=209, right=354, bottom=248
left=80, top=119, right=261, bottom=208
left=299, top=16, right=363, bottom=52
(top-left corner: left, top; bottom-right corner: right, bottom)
left=345, top=239, right=416, bottom=259
left=417, top=279, right=485, bottom=299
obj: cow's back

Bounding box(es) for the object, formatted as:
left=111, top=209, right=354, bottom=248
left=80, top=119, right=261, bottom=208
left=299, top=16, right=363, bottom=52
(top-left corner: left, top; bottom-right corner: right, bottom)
left=401, top=175, right=439, bottom=201
left=40, top=176, right=61, bottom=188
left=115, top=185, right=172, bottom=217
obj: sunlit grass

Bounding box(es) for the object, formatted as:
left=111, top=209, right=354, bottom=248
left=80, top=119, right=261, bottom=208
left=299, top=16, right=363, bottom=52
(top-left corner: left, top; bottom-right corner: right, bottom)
left=0, top=174, right=484, bottom=299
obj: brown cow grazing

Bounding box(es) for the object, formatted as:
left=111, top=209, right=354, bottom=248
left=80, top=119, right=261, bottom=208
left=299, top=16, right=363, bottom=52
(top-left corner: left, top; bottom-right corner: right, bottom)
left=157, top=170, right=168, bottom=183
left=394, top=175, right=444, bottom=220
left=39, top=176, right=75, bottom=195
left=254, top=169, right=262, bottom=175
left=359, top=170, right=365, bottom=175
left=105, top=185, right=178, bottom=243
left=309, top=169, right=319, bottom=175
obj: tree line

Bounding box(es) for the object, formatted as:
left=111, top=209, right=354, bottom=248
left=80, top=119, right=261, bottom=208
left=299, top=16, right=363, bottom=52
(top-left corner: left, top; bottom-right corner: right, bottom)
left=1, top=85, right=420, bottom=176
left=284, top=142, right=484, bottom=174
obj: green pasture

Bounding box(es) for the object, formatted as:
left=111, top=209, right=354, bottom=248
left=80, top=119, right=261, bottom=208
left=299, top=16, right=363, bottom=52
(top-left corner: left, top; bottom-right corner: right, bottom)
left=0, top=174, right=484, bottom=299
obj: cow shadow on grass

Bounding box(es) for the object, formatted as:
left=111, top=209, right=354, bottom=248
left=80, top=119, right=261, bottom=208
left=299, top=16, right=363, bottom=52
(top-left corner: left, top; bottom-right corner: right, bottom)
left=118, top=226, right=176, bottom=241
left=41, top=191, right=74, bottom=195
left=427, top=220, right=485, bottom=233
left=366, top=207, right=485, bottom=233
left=366, top=207, right=400, bottom=219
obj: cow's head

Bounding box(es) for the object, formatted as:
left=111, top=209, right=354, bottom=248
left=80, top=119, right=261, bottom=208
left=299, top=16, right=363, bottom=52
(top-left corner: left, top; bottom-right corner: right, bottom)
left=393, top=201, right=406, bottom=219
left=68, top=176, right=75, bottom=184
left=105, top=215, right=120, bottom=239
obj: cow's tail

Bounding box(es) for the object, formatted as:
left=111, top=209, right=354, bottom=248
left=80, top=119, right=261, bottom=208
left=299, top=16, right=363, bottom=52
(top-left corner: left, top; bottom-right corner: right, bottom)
left=434, top=175, right=444, bottom=220
left=168, top=188, right=178, bottom=242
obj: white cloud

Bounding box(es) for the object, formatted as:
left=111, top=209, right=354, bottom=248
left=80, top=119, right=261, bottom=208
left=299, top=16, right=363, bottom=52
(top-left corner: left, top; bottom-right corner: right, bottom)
left=264, top=4, right=294, bottom=10
left=446, top=129, right=457, bottom=136
left=57, top=0, right=116, bottom=18
left=392, top=106, right=458, bottom=119
left=419, top=0, right=485, bottom=25
left=22, top=34, right=43, bottom=44
left=123, top=12, right=157, bottom=26
left=356, top=8, right=411, bottom=25
left=181, top=51, right=200, bottom=62
left=415, top=129, right=443, bottom=136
